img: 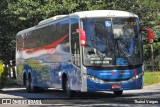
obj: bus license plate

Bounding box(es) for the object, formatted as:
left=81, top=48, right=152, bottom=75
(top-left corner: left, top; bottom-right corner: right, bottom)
left=112, top=84, right=122, bottom=89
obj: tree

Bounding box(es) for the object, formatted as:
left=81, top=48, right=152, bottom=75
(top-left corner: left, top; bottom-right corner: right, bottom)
left=0, top=0, right=79, bottom=65
left=0, top=0, right=160, bottom=67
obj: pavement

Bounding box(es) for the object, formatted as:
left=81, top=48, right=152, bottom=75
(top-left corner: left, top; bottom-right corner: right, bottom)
left=0, top=83, right=160, bottom=106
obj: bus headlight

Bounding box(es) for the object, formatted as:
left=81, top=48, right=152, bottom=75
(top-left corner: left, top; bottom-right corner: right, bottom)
left=135, top=75, right=139, bottom=79
left=132, top=72, right=144, bottom=80
left=83, top=74, right=104, bottom=83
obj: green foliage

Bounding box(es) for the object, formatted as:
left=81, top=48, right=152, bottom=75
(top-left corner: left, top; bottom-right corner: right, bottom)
left=0, top=60, right=8, bottom=89
left=0, top=60, right=4, bottom=77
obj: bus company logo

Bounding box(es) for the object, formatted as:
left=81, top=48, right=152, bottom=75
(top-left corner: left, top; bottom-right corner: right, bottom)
left=100, top=72, right=115, bottom=76
left=100, top=72, right=112, bottom=76
left=119, top=72, right=130, bottom=75
left=2, top=99, right=11, bottom=104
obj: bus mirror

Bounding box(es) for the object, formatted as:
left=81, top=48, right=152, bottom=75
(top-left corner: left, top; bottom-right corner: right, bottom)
left=76, top=29, right=86, bottom=46
left=141, top=28, right=154, bottom=44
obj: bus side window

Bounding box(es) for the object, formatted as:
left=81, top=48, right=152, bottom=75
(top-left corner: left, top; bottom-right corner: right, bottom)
left=71, top=18, right=81, bottom=67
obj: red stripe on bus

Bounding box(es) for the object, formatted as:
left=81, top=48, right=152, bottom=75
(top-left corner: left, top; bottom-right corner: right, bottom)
left=20, top=34, right=68, bottom=54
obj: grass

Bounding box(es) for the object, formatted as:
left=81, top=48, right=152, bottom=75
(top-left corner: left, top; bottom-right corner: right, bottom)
left=144, top=71, right=160, bottom=86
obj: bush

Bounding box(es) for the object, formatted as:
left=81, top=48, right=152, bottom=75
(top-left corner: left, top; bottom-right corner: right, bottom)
left=0, top=60, right=4, bottom=77
left=0, top=60, right=8, bottom=89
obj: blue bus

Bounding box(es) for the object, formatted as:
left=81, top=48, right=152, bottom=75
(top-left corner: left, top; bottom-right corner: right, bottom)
left=16, top=10, right=154, bottom=97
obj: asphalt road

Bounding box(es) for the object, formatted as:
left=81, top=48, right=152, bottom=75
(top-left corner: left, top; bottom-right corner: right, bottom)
left=0, top=83, right=160, bottom=106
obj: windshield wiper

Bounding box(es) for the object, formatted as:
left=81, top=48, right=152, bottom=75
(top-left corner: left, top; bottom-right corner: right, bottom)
left=115, top=39, right=133, bottom=66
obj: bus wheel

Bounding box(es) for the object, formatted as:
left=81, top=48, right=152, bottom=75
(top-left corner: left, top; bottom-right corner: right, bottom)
left=64, top=77, right=74, bottom=98
left=113, top=91, right=123, bottom=96
left=26, top=78, right=30, bottom=92
left=26, top=75, right=37, bottom=93
left=23, top=73, right=26, bottom=86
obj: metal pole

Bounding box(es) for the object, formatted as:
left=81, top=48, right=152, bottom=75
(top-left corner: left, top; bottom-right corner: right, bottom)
left=150, top=44, right=154, bottom=71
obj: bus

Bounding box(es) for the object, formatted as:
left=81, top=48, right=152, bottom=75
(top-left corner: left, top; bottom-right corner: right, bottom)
left=16, top=10, right=154, bottom=97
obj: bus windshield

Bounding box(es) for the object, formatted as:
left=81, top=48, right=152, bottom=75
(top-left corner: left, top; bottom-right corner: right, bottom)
left=82, top=17, right=143, bottom=68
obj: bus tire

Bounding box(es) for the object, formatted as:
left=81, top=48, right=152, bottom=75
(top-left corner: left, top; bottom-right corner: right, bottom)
left=26, top=78, right=30, bottom=92
left=63, top=77, right=75, bottom=98
left=26, top=74, right=37, bottom=93
left=23, top=73, right=27, bottom=86
left=113, top=91, right=123, bottom=96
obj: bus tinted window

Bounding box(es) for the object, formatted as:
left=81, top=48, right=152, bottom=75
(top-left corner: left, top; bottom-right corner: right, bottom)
left=23, top=19, right=69, bottom=50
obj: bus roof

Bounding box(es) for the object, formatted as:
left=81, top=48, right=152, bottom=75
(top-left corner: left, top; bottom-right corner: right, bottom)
left=16, top=10, right=138, bottom=36
left=70, top=10, right=138, bottom=18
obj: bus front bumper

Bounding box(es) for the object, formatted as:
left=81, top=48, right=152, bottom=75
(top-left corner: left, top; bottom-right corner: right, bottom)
left=86, top=76, right=143, bottom=92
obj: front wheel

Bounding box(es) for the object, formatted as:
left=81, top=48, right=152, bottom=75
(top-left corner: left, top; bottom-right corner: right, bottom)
left=113, top=91, right=123, bottom=96
left=63, top=77, right=75, bottom=98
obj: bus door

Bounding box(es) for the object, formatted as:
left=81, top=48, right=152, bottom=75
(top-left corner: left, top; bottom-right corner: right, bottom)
left=70, top=18, right=81, bottom=90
